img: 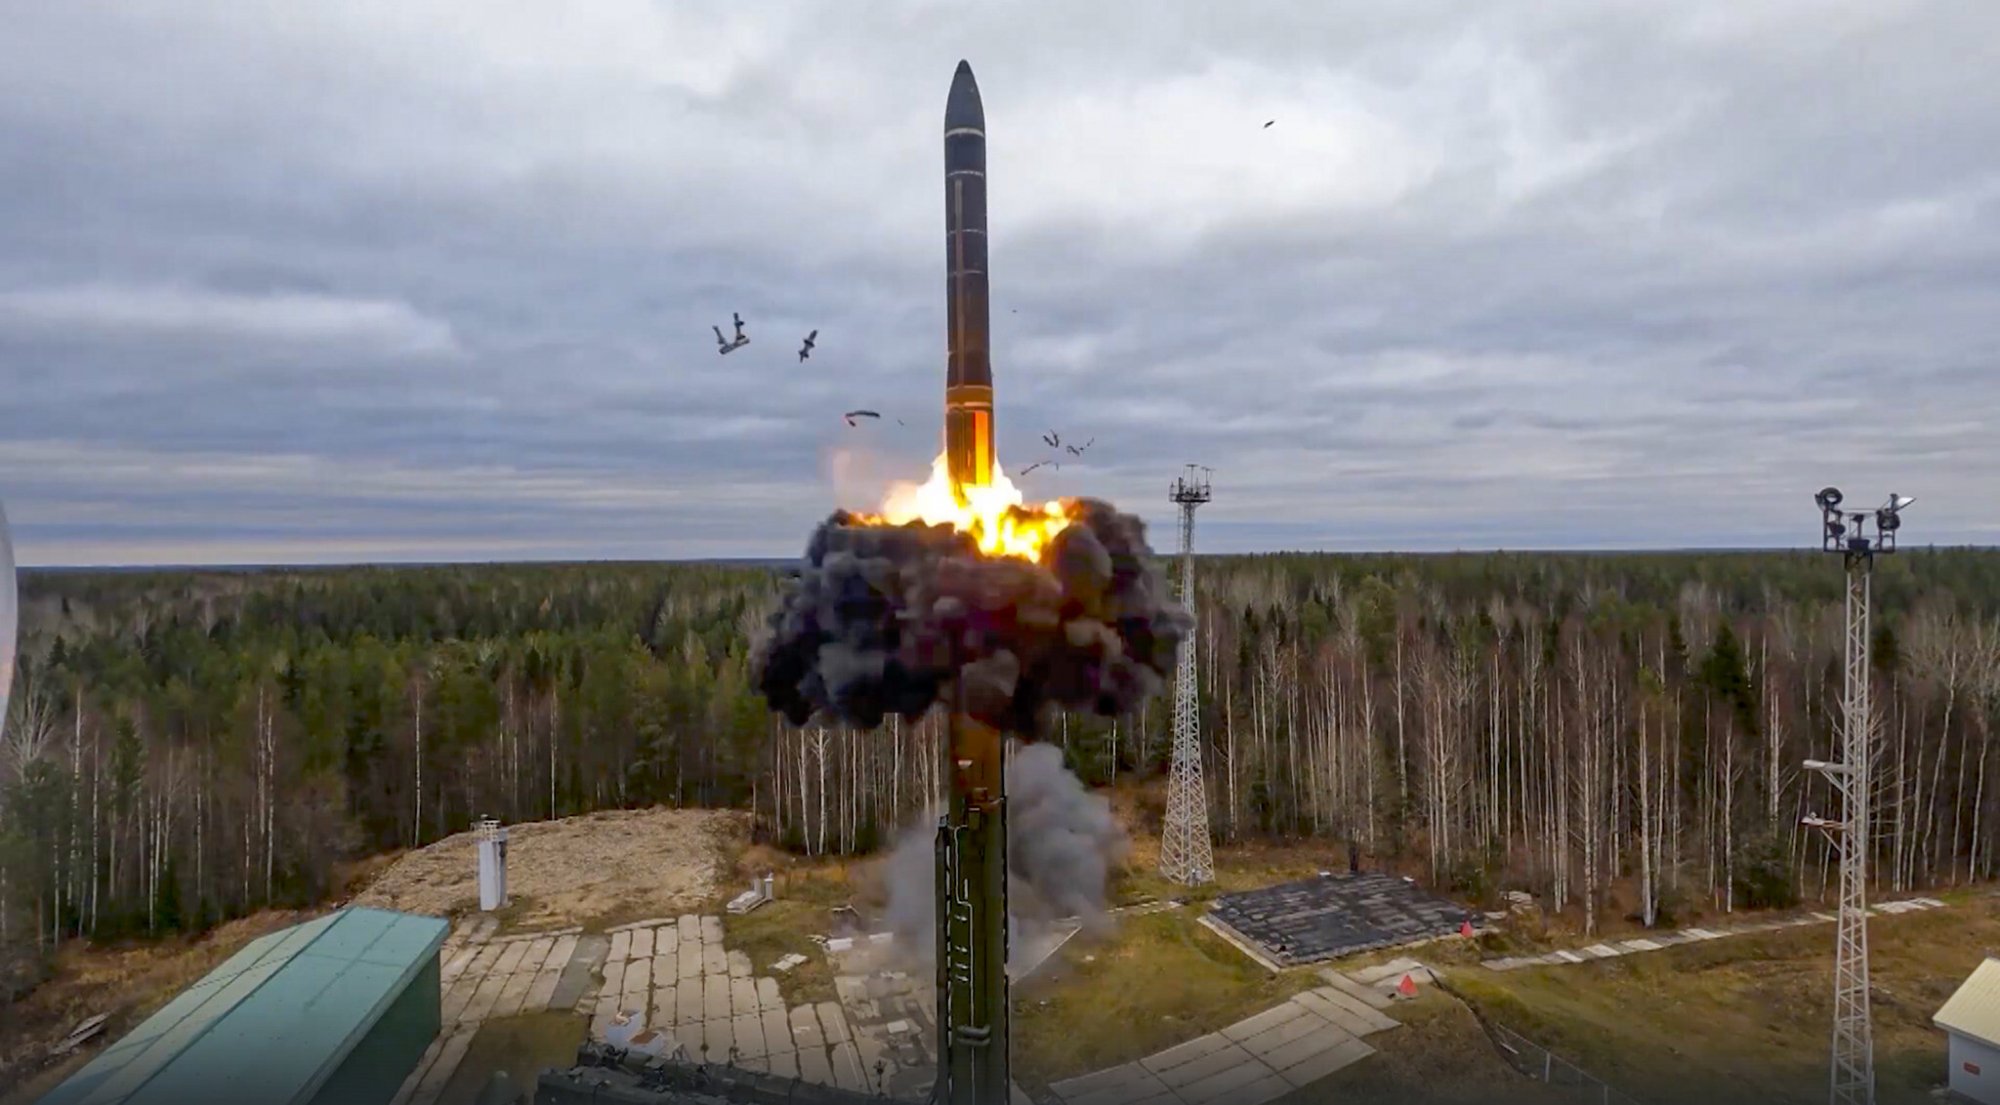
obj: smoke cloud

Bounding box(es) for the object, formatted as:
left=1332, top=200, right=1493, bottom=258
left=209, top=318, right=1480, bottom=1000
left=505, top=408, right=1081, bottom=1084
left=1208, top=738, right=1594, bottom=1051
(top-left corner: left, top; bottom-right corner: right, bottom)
left=753, top=498, right=1189, bottom=734
left=882, top=741, right=1128, bottom=970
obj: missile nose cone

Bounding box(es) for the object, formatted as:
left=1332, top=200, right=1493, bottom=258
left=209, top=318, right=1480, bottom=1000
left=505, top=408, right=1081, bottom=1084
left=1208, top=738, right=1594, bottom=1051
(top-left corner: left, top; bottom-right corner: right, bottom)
left=946, top=60, right=984, bottom=131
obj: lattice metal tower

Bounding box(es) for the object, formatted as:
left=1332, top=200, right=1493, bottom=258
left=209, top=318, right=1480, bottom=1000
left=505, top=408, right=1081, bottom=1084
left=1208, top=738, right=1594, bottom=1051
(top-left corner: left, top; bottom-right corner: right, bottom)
left=1803, top=487, right=1912, bottom=1105
left=1159, top=465, right=1214, bottom=886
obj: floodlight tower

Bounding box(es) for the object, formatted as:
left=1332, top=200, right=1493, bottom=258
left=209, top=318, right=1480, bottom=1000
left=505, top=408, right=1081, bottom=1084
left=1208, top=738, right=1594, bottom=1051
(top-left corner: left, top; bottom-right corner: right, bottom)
left=1159, top=465, right=1215, bottom=886
left=1802, top=487, right=1912, bottom=1105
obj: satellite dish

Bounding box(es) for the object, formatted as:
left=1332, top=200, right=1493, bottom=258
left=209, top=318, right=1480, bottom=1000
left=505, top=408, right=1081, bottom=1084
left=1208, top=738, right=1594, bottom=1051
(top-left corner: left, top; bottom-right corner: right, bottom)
left=0, top=501, right=14, bottom=743
left=1885, top=493, right=1916, bottom=512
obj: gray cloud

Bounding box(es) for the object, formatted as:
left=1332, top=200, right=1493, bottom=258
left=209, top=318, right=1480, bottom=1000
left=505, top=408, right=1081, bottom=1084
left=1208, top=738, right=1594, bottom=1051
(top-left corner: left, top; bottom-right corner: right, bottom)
left=0, top=0, right=1995, bottom=564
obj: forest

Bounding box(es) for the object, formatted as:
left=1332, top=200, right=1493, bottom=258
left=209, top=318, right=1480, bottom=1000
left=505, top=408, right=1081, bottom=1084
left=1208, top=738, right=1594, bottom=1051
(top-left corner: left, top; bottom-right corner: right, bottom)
left=4, top=548, right=2000, bottom=998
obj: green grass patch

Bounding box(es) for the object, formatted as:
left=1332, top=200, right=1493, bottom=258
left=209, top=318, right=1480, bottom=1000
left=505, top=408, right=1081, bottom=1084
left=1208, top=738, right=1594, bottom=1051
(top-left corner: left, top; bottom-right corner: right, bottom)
left=1011, top=908, right=1317, bottom=1091
left=722, top=900, right=837, bottom=1007
left=1445, top=899, right=2000, bottom=1105
left=438, top=1011, right=585, bottom=1105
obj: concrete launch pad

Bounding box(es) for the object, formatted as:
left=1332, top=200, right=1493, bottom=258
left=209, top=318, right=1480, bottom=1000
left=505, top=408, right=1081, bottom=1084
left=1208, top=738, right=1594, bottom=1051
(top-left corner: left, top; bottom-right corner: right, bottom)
left=1206, top=873, right=1477, bottom=967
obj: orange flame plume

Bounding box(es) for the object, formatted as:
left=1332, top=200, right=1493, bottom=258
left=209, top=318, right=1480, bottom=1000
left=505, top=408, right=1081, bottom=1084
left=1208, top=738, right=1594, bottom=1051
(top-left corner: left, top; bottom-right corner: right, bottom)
left=849, top=454, right=1072, bottom=562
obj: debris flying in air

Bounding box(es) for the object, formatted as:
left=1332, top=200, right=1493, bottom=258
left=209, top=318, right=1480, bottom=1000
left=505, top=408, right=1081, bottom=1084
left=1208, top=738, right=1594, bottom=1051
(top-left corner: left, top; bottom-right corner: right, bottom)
left=1065, top=438, right=1095, bottom=458
left=713, top=312, right=750, bottom=355
left=753, top=498, right=1189, bottom=734
left=799, top=329, right=818, bottom=362
left=1264, top=120, right=1275, bottom=128
left=842, top=410, right=881, bottom=427
left=1041, top=431, right=1060, bottom=448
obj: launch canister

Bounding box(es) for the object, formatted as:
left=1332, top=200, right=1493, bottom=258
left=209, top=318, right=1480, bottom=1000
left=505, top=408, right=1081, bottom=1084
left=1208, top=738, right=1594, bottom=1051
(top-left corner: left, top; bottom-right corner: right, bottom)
left=945, top=59, right=993, bottom=500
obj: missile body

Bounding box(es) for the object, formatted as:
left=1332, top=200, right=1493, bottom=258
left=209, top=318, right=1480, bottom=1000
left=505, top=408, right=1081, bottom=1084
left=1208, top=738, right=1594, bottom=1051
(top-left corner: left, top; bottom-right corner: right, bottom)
left=944, top=60, right=993, bottom=500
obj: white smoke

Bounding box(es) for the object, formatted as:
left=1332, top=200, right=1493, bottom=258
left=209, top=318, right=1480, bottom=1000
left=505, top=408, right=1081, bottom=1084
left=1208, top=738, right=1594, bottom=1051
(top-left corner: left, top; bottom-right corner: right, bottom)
left=881, top=741, right=1127, bottom=974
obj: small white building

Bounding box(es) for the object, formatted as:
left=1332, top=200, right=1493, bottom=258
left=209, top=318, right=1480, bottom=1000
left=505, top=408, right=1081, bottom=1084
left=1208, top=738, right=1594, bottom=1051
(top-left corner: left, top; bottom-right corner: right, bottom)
left=1935, top=957, right=2000, bottom=1103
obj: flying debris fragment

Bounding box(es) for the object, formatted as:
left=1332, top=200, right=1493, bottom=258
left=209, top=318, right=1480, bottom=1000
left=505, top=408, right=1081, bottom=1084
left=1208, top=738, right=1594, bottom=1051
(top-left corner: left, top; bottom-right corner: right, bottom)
left=799, top=329, right=818, bottom=363
left=1041, top=431, right=1060, bottom=448
left=713, top=311, right=750, bottom=355
left=1065, top=438, right=1094, bottom=457
left=1264, top=119, right=1275, bottom=128
left=842, top=409, right=881, bottom=427
left=1019, top=461, right=1049, bottom=476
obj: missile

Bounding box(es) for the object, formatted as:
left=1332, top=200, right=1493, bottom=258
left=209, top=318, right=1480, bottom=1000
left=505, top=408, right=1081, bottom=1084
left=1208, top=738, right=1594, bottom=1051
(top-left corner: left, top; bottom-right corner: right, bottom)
left=944, top=60, right=993, bottom=501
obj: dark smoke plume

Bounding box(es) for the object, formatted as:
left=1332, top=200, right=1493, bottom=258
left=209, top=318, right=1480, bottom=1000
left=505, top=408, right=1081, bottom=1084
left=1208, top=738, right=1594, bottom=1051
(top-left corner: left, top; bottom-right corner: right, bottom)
left=882, top=741, right=1128, bottom=970
left=753, top=498, right=1189, bottom=734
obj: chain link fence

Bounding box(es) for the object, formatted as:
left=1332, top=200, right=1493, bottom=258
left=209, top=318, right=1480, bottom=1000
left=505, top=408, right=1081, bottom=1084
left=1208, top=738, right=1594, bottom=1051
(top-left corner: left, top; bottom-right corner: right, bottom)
left=1484, top=1021, right=1645, bottom=1105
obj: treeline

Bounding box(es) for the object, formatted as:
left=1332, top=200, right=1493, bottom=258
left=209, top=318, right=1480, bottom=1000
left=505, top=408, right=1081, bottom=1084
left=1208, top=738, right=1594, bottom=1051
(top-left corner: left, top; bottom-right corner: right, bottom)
left=3, top=550, right=2000, bottom=983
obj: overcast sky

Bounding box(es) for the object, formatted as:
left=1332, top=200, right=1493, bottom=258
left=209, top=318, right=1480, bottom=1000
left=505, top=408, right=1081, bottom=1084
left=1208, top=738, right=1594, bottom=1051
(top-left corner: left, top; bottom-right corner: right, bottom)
left=2, top=1, right=1996, bottom=566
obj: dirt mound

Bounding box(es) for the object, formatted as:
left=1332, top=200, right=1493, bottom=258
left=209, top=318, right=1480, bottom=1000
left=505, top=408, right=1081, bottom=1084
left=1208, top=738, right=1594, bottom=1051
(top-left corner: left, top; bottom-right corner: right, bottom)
left=352, top=807, right=746, bottom=929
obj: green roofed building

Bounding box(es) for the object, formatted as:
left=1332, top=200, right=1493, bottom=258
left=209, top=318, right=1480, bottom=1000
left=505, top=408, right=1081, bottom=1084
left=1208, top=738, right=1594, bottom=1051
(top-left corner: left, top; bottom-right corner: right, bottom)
left=39, top=907, right=449, bottom=1105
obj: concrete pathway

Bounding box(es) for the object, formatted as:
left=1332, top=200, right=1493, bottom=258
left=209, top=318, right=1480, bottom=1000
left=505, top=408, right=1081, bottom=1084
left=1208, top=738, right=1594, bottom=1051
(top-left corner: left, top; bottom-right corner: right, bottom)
left=1480, top=896, right=1948, bottom=972
left=1048, top=981, right=1399, bottom=1105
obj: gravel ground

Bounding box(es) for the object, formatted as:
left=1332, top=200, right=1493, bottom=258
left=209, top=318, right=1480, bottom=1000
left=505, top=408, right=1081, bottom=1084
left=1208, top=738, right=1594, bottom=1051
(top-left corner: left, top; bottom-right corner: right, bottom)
left=353, top=807, right=746, bottom=929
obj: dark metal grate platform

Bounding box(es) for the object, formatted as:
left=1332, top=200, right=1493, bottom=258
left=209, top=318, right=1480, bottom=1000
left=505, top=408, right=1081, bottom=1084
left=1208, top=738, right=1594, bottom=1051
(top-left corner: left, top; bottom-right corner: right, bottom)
left=1208, top=872, right=1479, bottom=966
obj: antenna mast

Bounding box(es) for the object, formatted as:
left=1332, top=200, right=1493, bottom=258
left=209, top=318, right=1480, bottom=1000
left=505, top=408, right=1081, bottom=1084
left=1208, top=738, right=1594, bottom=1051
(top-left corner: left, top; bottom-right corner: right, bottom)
left=1159, top=465, right=1215, bottom=886
left=1803, top=487, right=1912, bottom=1105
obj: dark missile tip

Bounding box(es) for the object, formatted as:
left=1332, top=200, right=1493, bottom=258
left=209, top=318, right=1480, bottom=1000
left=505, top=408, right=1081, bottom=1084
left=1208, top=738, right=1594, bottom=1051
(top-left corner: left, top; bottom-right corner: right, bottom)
left=946, top=60, right=984, bottom=130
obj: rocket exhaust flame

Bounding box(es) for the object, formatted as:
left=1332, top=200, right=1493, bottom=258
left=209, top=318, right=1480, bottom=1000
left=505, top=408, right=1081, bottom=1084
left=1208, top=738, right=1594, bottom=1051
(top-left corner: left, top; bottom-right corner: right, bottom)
left=849, top=453, right=1070, bottom=562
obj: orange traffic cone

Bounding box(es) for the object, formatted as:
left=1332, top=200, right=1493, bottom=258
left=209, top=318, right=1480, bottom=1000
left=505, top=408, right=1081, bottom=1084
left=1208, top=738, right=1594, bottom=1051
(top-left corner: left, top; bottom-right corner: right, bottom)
left=1396, top=973, right=1419, bottom=998
left=1460, top=918, right=1476, bottom=938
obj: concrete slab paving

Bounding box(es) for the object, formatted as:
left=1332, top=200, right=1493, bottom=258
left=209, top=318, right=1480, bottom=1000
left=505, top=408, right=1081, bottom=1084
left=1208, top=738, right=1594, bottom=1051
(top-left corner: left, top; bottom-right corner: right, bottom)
left=621, top=956, right=652, bottom=997
left=676, top=981, right=704, bottom=1028
left=1053, top=1061, right=1158, bottom=1101
left=494, top=969, right=537, bottom=1018
left=492, top=940, right=532, bottom=976
left=697, top=1016, right=734, bottom=1062
left=702, top=942, right=730, bottom=976
left=731, top=1011, right=768, bottom=1059
left=1259, top=1025, right=1353, bottom=1074
left=767, top=1050, right=800, bottom=1080
left=1238, top=1009, right=1335, bottom=1059
left=830, top=1041, right=867, bottom=1091
left=524, top=967, right=564, bottom=1013
left=1154, top=1042, right=1252, bottom=1090
left=465, top=943, right=505, bottom=977
left=730, top=976, right=758, bottom=1016
left=1292, top=990, right=1385, bottom=1038
left=440, top=945, right=480, bottom=982
left=790, top=1003, right=826, bottom=1051
left=1277, top=1035, right=1375, bottom=1088
left=630, top=927, right=654, bottom=960
left=762, top=1005, right=794, bottom=1052
left=1197, top=1069, right=1291, bottom=1105
left=1139, top=1030, right=1234, bottom=1075
left=703, top=973, right=732, bottom=1020
left=797, top=1044, right=834, bottom=1086
left=519, top=935, right=555, bottom=969
left=551, top=934, right=607, bottom=1013
left=606, top=930, right=631, bottom=964
left=816, top=1000, right=853, bottom=1045
left=1310, top=986, right=1400, bottom=1033
left=728, top=949, right=753, bottom=978
left=677, top=938, right=703, bottom=980
left=1221, top=1001, right=1311, bottom=1042
left=1177, top=1057, right=1272, bottom=1105
left=461, top=972, right=510, bottom=1024
left=756, top=976, right=784, bottom=1010
left=1316, top=969, right=1396, bottom=1010
left=701, top=915, right=725, bottom=944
